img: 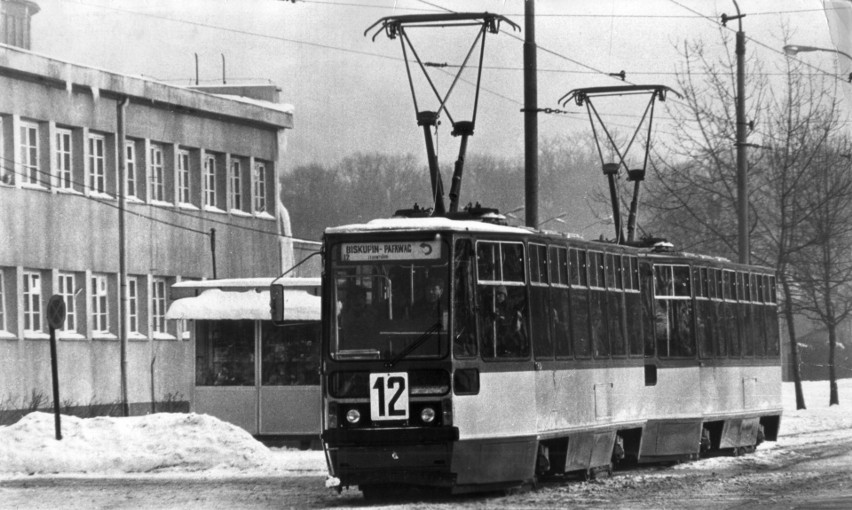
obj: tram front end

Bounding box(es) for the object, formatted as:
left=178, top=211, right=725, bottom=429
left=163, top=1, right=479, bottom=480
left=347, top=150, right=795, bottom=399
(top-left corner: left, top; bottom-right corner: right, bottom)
left=318, top=232, right=461, bottom=492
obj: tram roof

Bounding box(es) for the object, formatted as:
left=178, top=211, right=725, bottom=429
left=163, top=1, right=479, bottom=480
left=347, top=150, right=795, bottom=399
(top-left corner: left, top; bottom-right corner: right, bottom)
left=325, top=217, right=542, bottom=236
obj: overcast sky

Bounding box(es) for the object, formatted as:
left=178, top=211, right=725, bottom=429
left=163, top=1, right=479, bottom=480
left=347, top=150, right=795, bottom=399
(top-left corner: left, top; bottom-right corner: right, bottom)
left=29, top=0, right=840, bottom=170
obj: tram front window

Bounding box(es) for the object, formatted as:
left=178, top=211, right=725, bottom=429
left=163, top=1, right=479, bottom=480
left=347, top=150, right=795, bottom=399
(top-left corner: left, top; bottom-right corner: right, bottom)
left=332, top=261, right=449, bottom=361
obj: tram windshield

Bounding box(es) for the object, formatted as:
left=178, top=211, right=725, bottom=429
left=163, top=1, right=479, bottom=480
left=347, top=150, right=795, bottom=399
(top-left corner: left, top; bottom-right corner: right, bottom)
left=331, top=239, right=449, bottom=361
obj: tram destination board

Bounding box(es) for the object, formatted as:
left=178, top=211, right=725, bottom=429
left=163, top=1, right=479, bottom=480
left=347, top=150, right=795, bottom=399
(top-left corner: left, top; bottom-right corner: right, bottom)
left=341, top=240, right=441, bottom=261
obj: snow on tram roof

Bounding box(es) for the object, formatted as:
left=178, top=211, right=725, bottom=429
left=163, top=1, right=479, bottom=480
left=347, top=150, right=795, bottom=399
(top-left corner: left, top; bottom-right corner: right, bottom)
left=325, top=216, right=535, bottom=235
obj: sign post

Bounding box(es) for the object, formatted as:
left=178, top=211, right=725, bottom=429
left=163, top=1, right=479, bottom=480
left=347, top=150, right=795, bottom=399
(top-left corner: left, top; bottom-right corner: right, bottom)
left=46, top=295, right=66, bottom=441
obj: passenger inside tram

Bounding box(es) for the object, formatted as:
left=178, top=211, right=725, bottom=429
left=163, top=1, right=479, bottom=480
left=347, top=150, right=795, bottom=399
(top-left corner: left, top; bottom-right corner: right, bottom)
left=486, top=285, right=528, bottom=358
left=411, top=276, right=446, bottom=326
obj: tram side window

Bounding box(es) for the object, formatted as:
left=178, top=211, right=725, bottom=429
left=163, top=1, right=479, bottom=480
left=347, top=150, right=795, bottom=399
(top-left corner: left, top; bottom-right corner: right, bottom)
left=551, top=246, right=572, bottom=358
left=453, top=239, right=478, bottom=358
left=625, top=256, right=643, bottom=357
left=260, top=321, right=320, bottom=386
left=530, top=243, right=553, bottom=359
left=695, top=267, right=713, bottom=359
left=753, top=275, right=766, bottom=357
left=765, top=275, right=781, bottom=356
left=712, top=269, right=728, bottom=358
left=723, top=270, right=741, bottom=356
left=640, top=261, right=655, bottom=357
left=587, top=251, right=609, bottom=358
left=195, top=320, right=255, bottom=386
left=477, top=241, right=529, bottom=360
left=571, top=248, right=591, bottom=357
left=606, top=253, right=626, bottom=356
left=740, top=272, right=756, bottom=356
left=654, top=265, right=695, bottom=358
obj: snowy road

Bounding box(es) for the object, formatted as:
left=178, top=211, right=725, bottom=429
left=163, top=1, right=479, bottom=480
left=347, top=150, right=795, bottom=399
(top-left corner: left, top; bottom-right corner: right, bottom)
left=2, top=380, right=851, bottom=509
left=2, top=425, right=852, bottom=509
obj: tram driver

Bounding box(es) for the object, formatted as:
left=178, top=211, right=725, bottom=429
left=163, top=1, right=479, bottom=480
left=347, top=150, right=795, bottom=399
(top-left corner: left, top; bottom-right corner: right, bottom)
left=411, top=276, right=447, bottom=329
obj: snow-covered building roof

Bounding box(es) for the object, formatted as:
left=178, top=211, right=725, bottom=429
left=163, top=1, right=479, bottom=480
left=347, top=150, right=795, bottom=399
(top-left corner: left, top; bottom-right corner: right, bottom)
left=166, top=278, right=320, bottom=321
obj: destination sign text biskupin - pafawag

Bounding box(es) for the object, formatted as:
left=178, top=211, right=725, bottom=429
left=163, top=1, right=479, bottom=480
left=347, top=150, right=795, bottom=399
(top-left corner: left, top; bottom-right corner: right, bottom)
left=342, top=240, right=441, bottom=261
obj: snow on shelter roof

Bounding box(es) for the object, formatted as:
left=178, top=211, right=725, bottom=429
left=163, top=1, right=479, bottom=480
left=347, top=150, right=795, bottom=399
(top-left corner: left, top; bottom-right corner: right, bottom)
left=166, top=279, right=320, bottom=321
left=325, top=217, right=533, bottom=235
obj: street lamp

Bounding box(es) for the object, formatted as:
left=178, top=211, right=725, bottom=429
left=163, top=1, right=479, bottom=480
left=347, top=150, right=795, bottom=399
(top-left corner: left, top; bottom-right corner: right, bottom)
left=783, top=45, right=852, bottom=81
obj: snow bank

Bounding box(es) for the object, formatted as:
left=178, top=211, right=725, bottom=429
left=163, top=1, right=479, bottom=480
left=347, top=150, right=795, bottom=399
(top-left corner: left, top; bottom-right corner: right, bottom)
left=0, top=412, right=278, bottom=476
left=1, top=379, right=850, bottom=478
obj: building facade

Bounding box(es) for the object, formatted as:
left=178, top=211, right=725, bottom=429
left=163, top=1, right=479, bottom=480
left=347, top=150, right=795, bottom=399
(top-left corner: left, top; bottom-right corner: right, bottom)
left=0, top=42, right=298, bottom=420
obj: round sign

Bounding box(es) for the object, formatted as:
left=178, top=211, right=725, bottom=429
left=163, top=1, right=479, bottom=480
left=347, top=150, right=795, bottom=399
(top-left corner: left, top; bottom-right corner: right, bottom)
left=47, top=295, right=67, bottom=329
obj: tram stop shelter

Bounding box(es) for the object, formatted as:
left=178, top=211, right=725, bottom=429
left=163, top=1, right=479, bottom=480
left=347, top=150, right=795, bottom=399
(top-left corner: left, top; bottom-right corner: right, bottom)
left=166, top=277, right=321, bottom=441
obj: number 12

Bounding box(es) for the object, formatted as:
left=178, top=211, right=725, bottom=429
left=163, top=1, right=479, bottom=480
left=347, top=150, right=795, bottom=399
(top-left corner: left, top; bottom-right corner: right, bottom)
left=370, top=373, right=408, bottom=420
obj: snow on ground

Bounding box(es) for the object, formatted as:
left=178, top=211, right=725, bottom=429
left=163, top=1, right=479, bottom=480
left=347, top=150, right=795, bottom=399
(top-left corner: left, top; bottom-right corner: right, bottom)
left=0, top=379, right=850, bottom=480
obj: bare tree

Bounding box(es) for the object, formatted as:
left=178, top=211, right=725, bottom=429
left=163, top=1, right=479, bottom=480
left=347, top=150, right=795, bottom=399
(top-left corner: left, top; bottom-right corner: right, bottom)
left=788, top=136, right=852, bottom=406
left=643, top=27, right=849, bottom=409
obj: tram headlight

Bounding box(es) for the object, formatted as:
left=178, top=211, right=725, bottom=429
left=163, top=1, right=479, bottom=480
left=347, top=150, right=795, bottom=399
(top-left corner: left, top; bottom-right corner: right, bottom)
left=345, top=408, right=361, bottom=425
left=420, top=407, right=436, bottom=424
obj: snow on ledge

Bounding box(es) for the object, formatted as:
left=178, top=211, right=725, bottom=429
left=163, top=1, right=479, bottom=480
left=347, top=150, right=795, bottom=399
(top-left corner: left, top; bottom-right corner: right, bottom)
left=166, top=288, right=319, bottom=321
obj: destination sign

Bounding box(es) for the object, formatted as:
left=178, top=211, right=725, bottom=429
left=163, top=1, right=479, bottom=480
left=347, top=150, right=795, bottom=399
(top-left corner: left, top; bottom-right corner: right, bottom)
left=342, top=240, right=441, bottom=261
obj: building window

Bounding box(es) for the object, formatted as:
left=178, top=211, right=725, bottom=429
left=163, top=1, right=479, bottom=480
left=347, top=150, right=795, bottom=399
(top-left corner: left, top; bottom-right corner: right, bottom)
left=203, top=155, right=217, bottom=208
left=149, top=143, right=165, bottom=202
left=125, top=141, right=137, bottom=198
left=20, top=121, right=40, bottom=186
left=0, top=269, right=6, bottom=333
left=91, top=274, right=109, bottom=334
left=253, top=162, right=267, bottom=213
left=128, top=276, right=140, bottom=334
left=88, top=134, right=107, bottom=194
left=57, top=272, right=77, bottom=333
left=230, top=159, right=242, bottom=211
left=178, top=149, right=191, bottom=205
left=23, top=271, right=42, bottom=333
left=56, top=128, right=74, bottom=190
left=152, top=278, right=167, bottom=334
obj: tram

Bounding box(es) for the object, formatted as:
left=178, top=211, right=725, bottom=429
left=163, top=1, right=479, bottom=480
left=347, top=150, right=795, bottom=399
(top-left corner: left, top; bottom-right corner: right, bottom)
left=291, top=210, right=782, bottom=495
left=269, top=12, right=782, bottom=496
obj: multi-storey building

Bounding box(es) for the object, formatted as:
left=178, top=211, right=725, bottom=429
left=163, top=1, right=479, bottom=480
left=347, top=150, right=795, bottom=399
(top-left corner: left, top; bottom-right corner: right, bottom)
left=0, top=30, right=309, bottom=418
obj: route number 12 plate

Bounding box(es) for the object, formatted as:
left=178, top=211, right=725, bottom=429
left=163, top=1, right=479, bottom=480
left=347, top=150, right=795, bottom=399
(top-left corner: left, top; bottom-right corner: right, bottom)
left=369, top=372, right=409, bottom=421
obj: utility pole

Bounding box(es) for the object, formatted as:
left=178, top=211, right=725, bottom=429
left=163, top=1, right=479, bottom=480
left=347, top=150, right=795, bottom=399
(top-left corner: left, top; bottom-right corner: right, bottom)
left=117, top=97, right=130, bottom=417
left=524, top=0, right=538, bottom=228
left=724, top=1, right=749, bottom=264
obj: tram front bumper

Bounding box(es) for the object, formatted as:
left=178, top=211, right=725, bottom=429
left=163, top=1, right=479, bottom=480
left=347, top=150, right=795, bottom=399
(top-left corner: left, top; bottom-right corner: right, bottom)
left=322, top=426, right=459, bottom=487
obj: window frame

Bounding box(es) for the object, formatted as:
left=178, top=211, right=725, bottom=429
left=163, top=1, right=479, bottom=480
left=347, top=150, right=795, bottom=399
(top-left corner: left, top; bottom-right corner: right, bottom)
left=128, top=276, right=140, bottom=335
left=57, top=272, right=77, bottom=333
left=0, top=269, right=7, bottom=333
left=230, top=159, right=242, bottom=211
left=125, top=140, right=138, bottom=198
left=253, top=161, right=267, bottom=213
left=151, top=277, right=167, bottom=335
left=91, top=273, right=110, bottom=335
left=20, top=121, right=40, bottom=186
left=88, top=133, right=107, bottom=195
left=204, top=155, right=217, bottom=209
left=177, top=149, right=191, bottom=206
left=55, top=128, right=74, bottom=191
left=23, top=270, right=42, bottom=333
left=149, top=143, right=166, bottom=203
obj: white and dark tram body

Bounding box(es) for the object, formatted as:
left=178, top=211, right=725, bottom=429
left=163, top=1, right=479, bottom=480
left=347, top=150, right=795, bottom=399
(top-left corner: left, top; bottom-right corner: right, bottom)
left=315, top=214, right=782, bottom=494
